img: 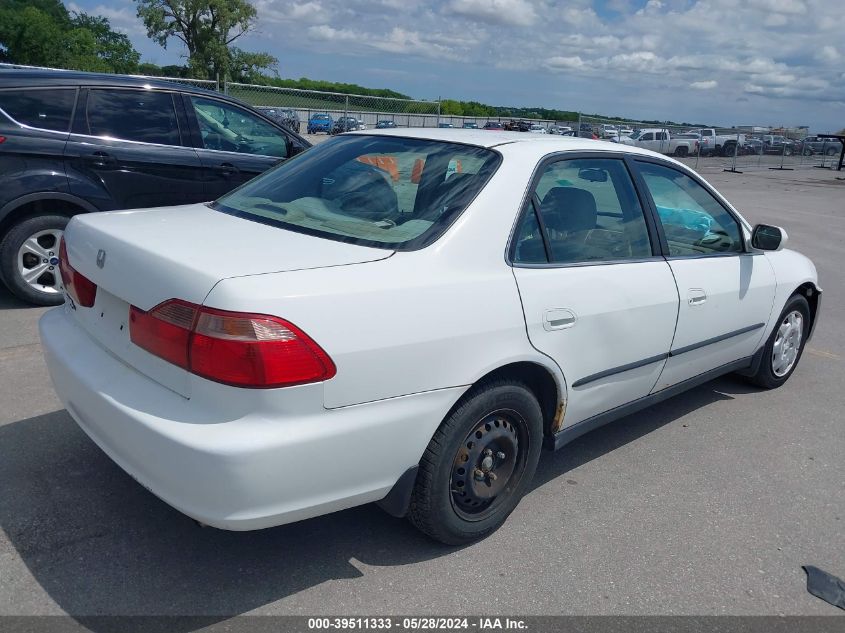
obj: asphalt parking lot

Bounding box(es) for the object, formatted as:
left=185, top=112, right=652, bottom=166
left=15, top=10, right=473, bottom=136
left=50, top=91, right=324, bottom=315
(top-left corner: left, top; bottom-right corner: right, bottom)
left=0, top=165, right=843, bottom=620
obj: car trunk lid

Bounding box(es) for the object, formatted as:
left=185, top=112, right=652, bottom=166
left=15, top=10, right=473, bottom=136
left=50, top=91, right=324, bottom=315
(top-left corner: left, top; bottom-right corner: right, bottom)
left=61, top=203, right=391, bottom=397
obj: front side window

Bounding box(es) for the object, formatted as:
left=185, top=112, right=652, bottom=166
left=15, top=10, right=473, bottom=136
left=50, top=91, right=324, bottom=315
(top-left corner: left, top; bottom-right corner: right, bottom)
left=636, top=161, right=743, bottom=256
left=214, top=135, right=500, bottom=249
left=513, top=158, right=653, bottom=264
left=190, top=96, right=288, bottom=158
left=86, top=89, right=180, bottom=145
left=0, top=88, right=76, bottom=132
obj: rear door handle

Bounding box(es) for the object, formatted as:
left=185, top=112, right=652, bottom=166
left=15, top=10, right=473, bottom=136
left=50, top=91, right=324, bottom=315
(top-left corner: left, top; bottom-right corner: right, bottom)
left=688, top=289, right=707, bottom=306
left=213, top=162, right=239, bottom=177
left=543, top=308, right=577, bottom=331
left=86, top=151, right=117, bottom=168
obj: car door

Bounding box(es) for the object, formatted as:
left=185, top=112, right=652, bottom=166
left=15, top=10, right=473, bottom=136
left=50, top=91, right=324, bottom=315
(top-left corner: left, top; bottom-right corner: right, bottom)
left=632, top=159, right=777, bottom=391
left=183, top=94, right=297, bottom=199
left=64, top=87, right=205, bottom=210
left=511, top=156, right=679, bottom=426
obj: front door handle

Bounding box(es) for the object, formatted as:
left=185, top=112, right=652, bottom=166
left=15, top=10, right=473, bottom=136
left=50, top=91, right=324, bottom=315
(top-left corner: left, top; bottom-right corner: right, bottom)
left=543, top=308, right=577, bottom=331
left=688, top=289, right=707, bottom=306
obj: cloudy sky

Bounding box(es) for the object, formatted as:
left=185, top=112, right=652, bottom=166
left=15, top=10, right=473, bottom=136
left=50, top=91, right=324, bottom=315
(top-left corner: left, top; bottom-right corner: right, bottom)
left=70, top=0, right=845, bottom=131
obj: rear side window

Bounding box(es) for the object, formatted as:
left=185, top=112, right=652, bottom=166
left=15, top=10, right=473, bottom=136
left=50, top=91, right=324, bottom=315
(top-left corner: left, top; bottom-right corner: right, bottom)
left=0, top=89, right=76, bottom=132
left=85, top=89, right=180, bottom=146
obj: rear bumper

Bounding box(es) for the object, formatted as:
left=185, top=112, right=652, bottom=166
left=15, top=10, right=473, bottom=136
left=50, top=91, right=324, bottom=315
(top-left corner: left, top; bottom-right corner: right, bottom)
left=40, top=307, right=464, bottom=530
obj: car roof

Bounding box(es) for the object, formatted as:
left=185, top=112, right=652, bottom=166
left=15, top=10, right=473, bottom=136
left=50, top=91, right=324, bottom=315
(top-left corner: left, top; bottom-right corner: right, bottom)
left=0, top=68, right=217, bottom=96
left=347, top=128, right=680, bottom=159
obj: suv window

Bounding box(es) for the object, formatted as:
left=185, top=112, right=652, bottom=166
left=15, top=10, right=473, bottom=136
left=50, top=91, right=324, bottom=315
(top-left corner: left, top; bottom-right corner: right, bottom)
left=513, top=158, right=653, bottom=264
left=190, top=96, right=288, bottom=158
left=637, top=161, right=743, bottom=256
left=86, top=89, right=180, bottom=145
left=0, top=88, right=76, bottom=132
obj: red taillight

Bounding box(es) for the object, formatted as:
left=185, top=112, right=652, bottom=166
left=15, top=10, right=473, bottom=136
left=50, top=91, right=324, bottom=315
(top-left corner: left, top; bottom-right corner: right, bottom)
left=129, top=299, right=336, bottom=389
left=0, top=136, right=6, bottom=144
left=129, top=300, right=196, bottom=369
left=58, top=239, right=97, bottom=307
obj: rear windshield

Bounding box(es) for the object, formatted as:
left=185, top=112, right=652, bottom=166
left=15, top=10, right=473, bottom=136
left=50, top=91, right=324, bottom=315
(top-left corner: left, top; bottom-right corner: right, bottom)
left=213, top=135, right=501, bottom=250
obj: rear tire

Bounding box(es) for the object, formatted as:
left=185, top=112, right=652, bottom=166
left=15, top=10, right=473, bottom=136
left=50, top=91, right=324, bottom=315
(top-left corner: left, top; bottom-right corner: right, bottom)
left=746, top=294, right=810, bottom=389
left=0, top=214, right=70, bottom=306
left=826, top=147, right=838, bottom=157
left=407, top=380, right=543, bottom=544
left=674, top=146, right=688, bottom=158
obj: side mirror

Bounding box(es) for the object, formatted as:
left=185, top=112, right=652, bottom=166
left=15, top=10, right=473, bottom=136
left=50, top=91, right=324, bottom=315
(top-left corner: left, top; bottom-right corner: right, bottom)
left=751, top=224, right=787, bottom=251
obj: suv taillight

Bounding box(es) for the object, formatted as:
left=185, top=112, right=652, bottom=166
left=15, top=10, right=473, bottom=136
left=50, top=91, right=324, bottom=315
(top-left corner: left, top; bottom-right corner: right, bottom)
left=58, top=239, right=97, bottom=307
left=129, top=299, right=336, bottom=388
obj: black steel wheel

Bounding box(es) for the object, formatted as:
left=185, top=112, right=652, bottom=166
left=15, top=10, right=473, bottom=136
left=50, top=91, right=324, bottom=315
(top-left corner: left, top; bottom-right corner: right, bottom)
left=408, top=380, right=543, bottom=544
left=450, top=410, right=526, bottom=521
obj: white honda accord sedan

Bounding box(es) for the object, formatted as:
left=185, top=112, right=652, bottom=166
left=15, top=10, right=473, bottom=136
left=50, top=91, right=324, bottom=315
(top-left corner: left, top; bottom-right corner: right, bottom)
left=41, top=129, right=820, bottom=544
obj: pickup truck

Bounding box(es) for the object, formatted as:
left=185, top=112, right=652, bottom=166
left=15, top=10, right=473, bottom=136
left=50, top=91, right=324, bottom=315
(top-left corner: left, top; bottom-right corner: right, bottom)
left=691, top=129, right=746, bottom=157
left=620, top=128, right=698, bottom=157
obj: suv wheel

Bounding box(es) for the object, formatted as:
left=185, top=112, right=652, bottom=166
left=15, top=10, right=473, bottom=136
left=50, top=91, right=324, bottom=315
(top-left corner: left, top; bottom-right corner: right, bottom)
left=0, top=215, right=70, bottom=306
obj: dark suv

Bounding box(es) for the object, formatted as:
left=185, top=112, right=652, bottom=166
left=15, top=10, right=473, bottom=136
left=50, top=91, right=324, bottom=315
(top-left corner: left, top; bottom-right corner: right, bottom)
left=0, top=69, right=310, bottom=305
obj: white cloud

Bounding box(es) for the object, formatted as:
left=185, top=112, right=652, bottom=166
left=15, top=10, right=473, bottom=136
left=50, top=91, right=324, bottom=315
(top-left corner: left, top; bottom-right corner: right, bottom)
left=544, top=55, right=587, bottom=70
left=446, top=0, right=537, bottom=26
left=690, top=80, right=718, bottom=90
left=818, top=45, right=840, bottom=63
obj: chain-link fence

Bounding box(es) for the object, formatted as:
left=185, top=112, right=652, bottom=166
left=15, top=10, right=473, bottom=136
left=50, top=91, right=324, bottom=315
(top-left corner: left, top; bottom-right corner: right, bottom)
left=225, top=82, right=440, bottom=132
left=2, top=63, right=839, bottom=170
left=578, top=114, right=841, bottom=172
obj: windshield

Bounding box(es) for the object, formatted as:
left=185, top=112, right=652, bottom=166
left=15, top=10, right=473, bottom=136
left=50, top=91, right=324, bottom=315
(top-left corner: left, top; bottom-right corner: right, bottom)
left=213, top=135, right=501, bottom=250
left=629, top=130, right=643, bottom=140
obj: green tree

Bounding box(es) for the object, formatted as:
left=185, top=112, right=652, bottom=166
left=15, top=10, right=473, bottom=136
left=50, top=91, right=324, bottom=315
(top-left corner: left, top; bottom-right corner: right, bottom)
left=70, top=13, right=140, bottom=73
left=0, top=0, right=139, bottom=73
left=135, top=0, right=277, bottom=81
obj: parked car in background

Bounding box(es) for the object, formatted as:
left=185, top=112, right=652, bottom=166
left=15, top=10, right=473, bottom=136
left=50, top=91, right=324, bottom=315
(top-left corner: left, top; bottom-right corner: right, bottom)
left=762, top=135, right=795, bottom=155
left=462, top=121, right=479, bottom=129
left=741, top=138, right=764, bottom=155
left=619, top=127, right=634, bottom=137
left=331, top=116, right=365, bottom=134
left=307, top=113, right=334, bottom=134
left=257, top=107, right=301, bottom=133
left=438, top=122, right=454, bottom=128
left=376, top=120, right=398, bottom=129
left=528, top=123, right=547, bottom=133
left=621, top=128, right=698, bottom=157
left=797, top=136, right=842, bottom=156
left=693, top=129, right=746, bottom=157
left=0, top=68, right=310, bottom=305
left=483, top=121, right=504, bottom=130
left=548, top=125, right=572, bottom=135
left=43, top=130, right=820, bottom=545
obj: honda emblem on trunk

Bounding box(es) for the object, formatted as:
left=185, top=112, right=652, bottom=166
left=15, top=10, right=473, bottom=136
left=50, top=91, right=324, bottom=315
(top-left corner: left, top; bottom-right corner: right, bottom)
left=96, top=249, right=106, bottom=269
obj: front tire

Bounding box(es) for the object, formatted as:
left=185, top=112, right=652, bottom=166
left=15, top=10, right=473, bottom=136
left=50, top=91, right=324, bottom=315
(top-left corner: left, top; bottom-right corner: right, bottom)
left=747, top=294, right=810, bottom=389
left=0, top=214, right=70, bottom=306
left=408, top=380, right=543, bottom=544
